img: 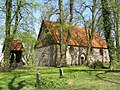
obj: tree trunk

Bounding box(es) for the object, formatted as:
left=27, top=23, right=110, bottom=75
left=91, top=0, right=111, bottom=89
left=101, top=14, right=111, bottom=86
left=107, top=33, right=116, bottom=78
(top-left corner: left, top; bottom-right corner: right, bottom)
left=12, top=0, right=21, bottom=36
left=113, top=0, right=120, bottom=60
left=101, top=0, right=115, bottom=69
left=59, top=0, right=67, bottom=66
left=3, top=0, right=12, bottom=68
left=59, top=0, right=74, bottom=66
left=86, top=0, right=96, bottom=65
left=64, top=0, right=74, bottom=65
left=69, top=0, right=74, bottom=23
left=3, top=0, right=21, bottom=68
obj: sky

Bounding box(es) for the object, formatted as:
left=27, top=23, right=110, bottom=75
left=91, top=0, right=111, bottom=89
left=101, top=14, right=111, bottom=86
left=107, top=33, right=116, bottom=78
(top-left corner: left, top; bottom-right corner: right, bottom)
left=0, top=45, right=2, bottom=53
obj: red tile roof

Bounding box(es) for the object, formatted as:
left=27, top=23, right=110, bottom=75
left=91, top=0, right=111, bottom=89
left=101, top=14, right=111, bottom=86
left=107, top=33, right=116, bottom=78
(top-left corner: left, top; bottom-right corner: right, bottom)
left=11, top=40, right=24, bottom=51
left=39, top=20, right=108, bottom=49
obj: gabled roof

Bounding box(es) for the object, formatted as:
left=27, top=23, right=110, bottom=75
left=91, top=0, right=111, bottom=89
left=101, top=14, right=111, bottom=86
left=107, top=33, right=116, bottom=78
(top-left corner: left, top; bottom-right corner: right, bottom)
left=11, top=40, right=24, bottom=51
left=37, top=20, right=108, bottom=49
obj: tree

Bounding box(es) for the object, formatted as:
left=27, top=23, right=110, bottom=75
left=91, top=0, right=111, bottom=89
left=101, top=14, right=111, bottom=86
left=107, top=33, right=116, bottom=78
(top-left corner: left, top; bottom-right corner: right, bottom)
left=3, top=0, right=12, bottom=67
left=58, top=0, right=74, bottom=66
left=1, top=0, right=37, bottom=67
left=59, top=0, right=67, bottom=66
left=16, top=31, right=36, bottom=65
left=101, top=0, right=115, bottom=69
left=84, top=0, right=97, bottom=65
left=75, top=0, right=100, bottom=65
left=110, top=0, right=120, bottom=60
left=64, top=0, right=74, bottom=65
left=69, top=0, right=74, bottom=23
left=39, top=0, right=59, bottom=21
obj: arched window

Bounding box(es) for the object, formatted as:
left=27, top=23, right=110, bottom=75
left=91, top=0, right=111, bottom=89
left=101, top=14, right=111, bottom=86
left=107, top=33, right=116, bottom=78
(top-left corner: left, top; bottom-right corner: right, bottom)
left=81, top=53, right=85, bottom=60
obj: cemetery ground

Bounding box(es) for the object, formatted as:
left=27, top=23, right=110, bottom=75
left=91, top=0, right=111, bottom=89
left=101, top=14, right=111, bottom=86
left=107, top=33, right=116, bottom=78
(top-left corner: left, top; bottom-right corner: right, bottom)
left=0, top=62, right=120, bottom=90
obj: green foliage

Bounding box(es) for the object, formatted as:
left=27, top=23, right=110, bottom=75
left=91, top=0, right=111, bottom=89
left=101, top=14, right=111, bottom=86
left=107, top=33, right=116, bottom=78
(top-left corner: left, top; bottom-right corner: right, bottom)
left=90, top=60, right=103, bottom=69
left=16, top=31, right=36, bottom=64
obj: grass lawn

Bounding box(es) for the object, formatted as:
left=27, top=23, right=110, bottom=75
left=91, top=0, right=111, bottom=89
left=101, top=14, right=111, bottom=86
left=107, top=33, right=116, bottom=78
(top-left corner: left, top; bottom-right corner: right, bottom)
left=0, top=64, right=120, bottom=90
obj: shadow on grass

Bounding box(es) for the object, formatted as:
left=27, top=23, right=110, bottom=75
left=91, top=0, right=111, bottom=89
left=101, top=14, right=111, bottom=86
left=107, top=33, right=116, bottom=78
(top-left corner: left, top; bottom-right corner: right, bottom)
left=70, top=69, right=120, bottom=72
left=95, top=72, right=120, bottom=85
left=0, top=87, right=2, bottom=90
left=65, top=65, right=120, bottom=73
left=66, top=69, right=105, bottom=73
left=105, top=70, right=120, bottom=73
left=8, top=75, right=25, bottom=90
left=65, top=68, right=120, bottom=83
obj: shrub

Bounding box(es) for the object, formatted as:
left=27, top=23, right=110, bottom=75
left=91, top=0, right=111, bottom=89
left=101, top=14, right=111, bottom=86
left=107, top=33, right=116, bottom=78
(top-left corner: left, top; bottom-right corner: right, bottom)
left=90, top=60, right=103, bottom=69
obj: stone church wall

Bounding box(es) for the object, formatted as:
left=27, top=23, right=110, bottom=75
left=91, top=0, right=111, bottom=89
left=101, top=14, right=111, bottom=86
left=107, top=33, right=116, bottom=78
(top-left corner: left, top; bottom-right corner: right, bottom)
left=34, top=45, right=110, bottom=66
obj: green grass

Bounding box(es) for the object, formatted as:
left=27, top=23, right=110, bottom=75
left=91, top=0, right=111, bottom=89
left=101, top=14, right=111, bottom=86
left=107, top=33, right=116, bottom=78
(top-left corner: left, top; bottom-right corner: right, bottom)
left=0, top=65, right=120, bottom=90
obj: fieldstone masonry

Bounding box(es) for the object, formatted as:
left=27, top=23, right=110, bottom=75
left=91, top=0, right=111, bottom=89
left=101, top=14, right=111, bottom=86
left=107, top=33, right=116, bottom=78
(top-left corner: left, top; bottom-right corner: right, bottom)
left=34, top=45, right=109, bottom=66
